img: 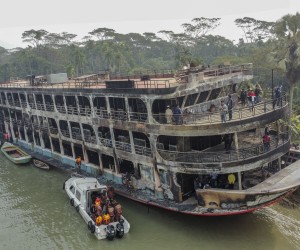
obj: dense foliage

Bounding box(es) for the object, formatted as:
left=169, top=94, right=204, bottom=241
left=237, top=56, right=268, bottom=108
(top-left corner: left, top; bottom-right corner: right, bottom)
left=0, top=14, right=298, bottom=103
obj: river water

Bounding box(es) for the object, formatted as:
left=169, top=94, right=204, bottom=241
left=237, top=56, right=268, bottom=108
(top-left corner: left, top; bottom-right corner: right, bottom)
left=0, top=156, right=300, bottom=250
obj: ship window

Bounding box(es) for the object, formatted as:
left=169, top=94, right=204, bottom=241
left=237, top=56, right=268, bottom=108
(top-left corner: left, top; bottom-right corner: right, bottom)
left=176, top=96, right=185, bottom=108
left=87, top=150, right=99, bottom=165
left=207, top=88, right=221, bottom=101
left=184, top=93, right=198, bottom=107
left=70, top=185, right=75, bottom=194
left=52, top=138, right=61, bottom=153
left=196, top=91, right=209, bottom=104
left=62, top=141, right=73, bottom=157
left=75, top=190, right=81, bottom=201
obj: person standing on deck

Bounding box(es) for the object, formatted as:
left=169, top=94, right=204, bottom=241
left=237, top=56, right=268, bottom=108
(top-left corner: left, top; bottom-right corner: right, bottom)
left=219, top=100, right=228, bottom=123
left=263, top=133, right=271, bottom=152
left=165, top=105, right=173, bottom=124
left=254, top=84, right=261, bottom=103
left=173, top=104, right=182, bottom=125
left=75, top=156, right=82, bottom=173
left=228, top=173, right=236, bottom=189
left=226, top=94, right=233, bottom=120
left=4, top=132, right=9, bottom=142
left=247, top=89, right=256, bottom=113
left=240, top=88, right=247, bottom=107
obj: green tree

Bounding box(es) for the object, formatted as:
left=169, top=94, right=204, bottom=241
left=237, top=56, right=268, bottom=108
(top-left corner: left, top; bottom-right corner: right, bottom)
left=22, top=29, right=49, bottom=48
left=272, top=12, right=300, bottom=119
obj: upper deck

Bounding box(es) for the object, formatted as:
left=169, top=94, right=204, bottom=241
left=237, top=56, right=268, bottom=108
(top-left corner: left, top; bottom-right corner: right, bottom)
left=0, top=64, right=253, bottom=96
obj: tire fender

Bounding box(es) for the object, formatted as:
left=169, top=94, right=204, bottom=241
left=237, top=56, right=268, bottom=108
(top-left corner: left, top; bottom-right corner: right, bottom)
left=75, top=205, right=80, bottom=212
left=70, top=198, right=74, bottom=206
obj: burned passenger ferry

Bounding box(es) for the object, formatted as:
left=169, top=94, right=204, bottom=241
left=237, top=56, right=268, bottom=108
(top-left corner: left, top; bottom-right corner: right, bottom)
left=1, top=64, right=300, bottom=216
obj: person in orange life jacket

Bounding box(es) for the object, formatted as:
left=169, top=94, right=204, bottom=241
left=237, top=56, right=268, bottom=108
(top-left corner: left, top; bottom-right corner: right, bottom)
left=75, top=156, right=81, bottom=172
left=95, top=215, right=102, bottom=226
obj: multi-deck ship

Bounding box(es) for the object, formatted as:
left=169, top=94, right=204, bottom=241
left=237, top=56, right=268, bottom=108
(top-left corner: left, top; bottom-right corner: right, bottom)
left=1, top=63, right=300, bottom=216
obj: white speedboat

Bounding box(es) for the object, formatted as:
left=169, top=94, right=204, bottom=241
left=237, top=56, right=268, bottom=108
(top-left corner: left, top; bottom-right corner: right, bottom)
left=63, top=176, right=130, bottom=240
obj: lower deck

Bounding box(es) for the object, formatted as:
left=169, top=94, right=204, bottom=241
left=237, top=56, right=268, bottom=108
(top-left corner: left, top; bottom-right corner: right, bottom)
left=11, top=140, right=300, bottom=215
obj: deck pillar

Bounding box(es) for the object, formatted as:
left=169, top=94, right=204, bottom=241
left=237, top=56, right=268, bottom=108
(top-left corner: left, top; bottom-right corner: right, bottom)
left=238, top=171, right=242, bottom=190
left=278, top=157, right=282, bottom=171
left=234, top=132, right=239, bottom=159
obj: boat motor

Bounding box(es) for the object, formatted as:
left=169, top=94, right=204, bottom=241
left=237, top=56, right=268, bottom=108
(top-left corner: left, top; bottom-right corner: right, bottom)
left=106, top=224, right=115, bottom=241
left=116, top=221, right=124, bottom=238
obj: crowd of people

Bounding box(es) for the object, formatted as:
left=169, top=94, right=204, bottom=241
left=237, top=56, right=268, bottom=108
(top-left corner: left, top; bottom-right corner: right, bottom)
left=90, top=187, right=123, bottom=226
left=193, top=173, right=238, bottom=192
left=164, top=83, right=282, bottom=125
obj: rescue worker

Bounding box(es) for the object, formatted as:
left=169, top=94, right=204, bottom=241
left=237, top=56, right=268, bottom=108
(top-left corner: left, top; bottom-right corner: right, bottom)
left=95, top=198, right=102, bottom=216
left=75, top=156, right=82, bottom=173
left=114, top=203, right=123, bottom=221
left=165, top=105, right=173, bottom=124
left=95, top=215, right=103, bottom=226
left=103, top=214, right=111, bottom=225
left=228, top=173, right=236, bottom=190
left=108, top=206, right=115, bottom=222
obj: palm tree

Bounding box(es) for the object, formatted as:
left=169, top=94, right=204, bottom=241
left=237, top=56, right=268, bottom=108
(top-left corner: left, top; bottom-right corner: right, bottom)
left=272, top=12, right=300, bottom=120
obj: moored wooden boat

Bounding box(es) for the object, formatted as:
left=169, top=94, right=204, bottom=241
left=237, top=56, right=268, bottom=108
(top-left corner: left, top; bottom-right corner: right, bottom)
left=1, top=142, right=32, bottom=164
left=33, top=159, right=50, bottom=170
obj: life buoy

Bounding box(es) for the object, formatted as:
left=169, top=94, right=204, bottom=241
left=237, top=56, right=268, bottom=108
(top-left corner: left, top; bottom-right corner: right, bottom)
left=75, top=205, right=80, bottom=212
left=70, top=198, right=74, bottom=206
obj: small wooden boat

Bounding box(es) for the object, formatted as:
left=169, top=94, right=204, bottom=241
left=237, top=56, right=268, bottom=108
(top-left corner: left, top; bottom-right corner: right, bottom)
left=1, top=142, right=32, bottom=164
left=33, top=159, right=50, bottom=170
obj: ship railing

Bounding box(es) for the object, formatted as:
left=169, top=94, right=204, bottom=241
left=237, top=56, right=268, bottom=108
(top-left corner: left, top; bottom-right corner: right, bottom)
left=134, top=79, right=171, bottom=89
left=110, top=69, right=175, bottom=80
left=39, top=125, right=49, bottom=132
left=13, top=101, right=21, bottom=107
left=32, top=123, right=40, bottom=129
left=17, top=120, right=23, bottom=126
left=66, top=106, right=79, bottom=115
left=28, top=102, right=36, bottom=109
left=94, top=109, right=109, bottom=119
left=45, top=104, right=55, bottom=112
left=79, top=106, right=92, bottom=116
left=21, top=101, right=28, bottom=108
left=36, top=102, right=45, bottom=111
left=84, top=135, right=97, bottom=144
left=4, top=117, right=10, bottom=122
left=129, top=112, right=148, bottom=122
left=135, top=145, right=152, bottom=157
left=23, top=120, right=31, bottom=127
left=115, top=141, right=132, bottom=153
left=49, top=127, right=58, bottom=134
left=71, top=131, right=83, bottom=141
left=110, top=110, right=128, bottom=121
left=153, top=94, right=287, bottom=125
left=61, top=129, right=70, bottom=138
left=7, top=99, right=14, bottom=106
left=56, top=105, right=66, bottom=114
left=157, top=133, right=289, bottom=164
left=176, top=63, right=253, bottom=83
left=99, top=137, right=113, bottom=148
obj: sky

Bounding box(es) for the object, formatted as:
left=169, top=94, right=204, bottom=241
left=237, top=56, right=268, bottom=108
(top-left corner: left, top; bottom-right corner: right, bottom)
left=0, top=0, right=299, bottom=49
